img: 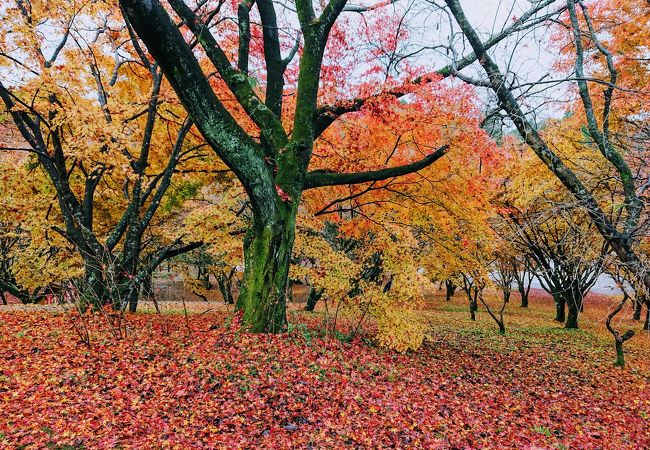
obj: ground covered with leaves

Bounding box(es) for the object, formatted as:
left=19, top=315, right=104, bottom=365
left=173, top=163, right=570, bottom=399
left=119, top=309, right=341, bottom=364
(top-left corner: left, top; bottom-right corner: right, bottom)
left=1, top=294, right=649, bottom=449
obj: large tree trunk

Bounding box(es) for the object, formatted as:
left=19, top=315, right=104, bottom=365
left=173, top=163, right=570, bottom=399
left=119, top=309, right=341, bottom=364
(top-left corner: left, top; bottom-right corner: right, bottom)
left=81, top=258, right=108, bottom=309
left=127, top=284, right=140, bottom=313
left=141, top=271, right=154, bottom=300
left=236, top=212, right=295, bottom=333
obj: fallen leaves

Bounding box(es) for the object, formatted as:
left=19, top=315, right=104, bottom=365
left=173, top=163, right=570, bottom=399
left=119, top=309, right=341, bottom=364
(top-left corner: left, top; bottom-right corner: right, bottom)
left=0, top=309, right=648, bottom=449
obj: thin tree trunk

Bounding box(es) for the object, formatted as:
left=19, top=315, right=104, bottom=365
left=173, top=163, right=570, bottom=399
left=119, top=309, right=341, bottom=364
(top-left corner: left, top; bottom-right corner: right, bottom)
left=445, top=280, right=456, bottom=301
left=304, top=286, right=323, bottom=312
left=217, top=272, right=235, bottom=304
left=565, top=305, right=579, bottom=329
left=632, top=295, right=643, bottom=321
left=614, top=340, right=625, bottom=367
left=565, top=287, right=583, bottom=329
left=553, top=294, right=566, bottom=323
left=469, top=289, right=478, bottom=321
left=519, top=285, right=529, bottom=308
left=605, top=293, right=635, bottom=367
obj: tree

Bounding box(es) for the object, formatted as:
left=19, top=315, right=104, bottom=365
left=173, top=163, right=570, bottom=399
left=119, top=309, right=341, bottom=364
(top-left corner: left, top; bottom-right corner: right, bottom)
left=492, top=251, right=515, bottom=305
left=499, top=202, right=604, bottom=328
left=512, top=255, right=534, bottom=308
left=442, top=0, right=650, bottom=297
left=0, top=223, right=42, bottom=304
left=444, top=279, right=458, bottom=302
left=603, top=264, right=637, bottom=366
left=0, top=3, right=204, bottom=309
left=117, top=0, right=542, bottom=332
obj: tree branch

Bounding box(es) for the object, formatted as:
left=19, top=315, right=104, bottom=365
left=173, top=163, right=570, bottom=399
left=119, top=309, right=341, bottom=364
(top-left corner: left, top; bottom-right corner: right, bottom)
left=313, top=0, right=563, bottom=137
left=167, top=0, right=289, bottom=152
left=119, top=0, right=278, bottom=226
left=303, top=145, right=448, bottom=189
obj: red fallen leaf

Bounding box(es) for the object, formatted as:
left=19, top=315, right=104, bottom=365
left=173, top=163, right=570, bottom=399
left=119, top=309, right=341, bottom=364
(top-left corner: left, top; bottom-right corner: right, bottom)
left=0, top=306, right=648, bottom=449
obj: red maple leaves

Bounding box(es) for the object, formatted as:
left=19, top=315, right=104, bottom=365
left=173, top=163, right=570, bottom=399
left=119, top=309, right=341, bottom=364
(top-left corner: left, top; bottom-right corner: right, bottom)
left=0, top=309, right=648, bottom=448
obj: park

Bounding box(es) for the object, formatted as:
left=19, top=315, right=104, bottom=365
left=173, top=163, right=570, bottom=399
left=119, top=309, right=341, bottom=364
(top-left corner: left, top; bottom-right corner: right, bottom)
left=0, top=0, right=648, bottom=447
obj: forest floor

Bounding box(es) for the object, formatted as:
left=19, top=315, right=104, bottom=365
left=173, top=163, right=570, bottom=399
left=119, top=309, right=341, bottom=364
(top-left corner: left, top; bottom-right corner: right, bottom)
left=0, top=290, right=648, bottom=449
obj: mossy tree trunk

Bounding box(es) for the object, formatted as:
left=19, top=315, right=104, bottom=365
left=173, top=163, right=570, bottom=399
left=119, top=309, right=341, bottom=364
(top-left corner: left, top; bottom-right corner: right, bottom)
left=236, top=204, right=297, bottom=332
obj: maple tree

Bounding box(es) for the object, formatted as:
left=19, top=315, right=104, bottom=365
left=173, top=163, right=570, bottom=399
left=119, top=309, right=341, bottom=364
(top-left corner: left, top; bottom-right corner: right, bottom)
left=0, top=1, right=209, bottom=309
left=494, top=152, right=608, bottom=329
left=114, top=0, right=551, bottom=332
left=1, top=1, right=650, bottom=447
left=443, top=0, right=650, bottom=297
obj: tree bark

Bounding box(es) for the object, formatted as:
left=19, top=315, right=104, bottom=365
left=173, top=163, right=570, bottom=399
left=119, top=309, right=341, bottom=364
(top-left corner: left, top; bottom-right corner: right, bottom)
left=445, top=280, right=457, bottom=301
left=141, top=271, right=154, bottom=301
left=81, top=257, right=108, bottom=309
left=518, top=285, right=529, bottom=308
left=217, top=271, right=235, bottom=304
left=565, top=303, right=579, bottom=329
left=553, top=294, right=566, bottom=323
left=565, top=288, right=583, bottom=329
left=614, top=340, right=625, bottom=367
left=469, top=294, right=478, bottom=321
left=304, top=286, right=324, bottom=312
left=632, top=295, right=644, bottom=321
left=236, top=208, right=296, bottom=332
